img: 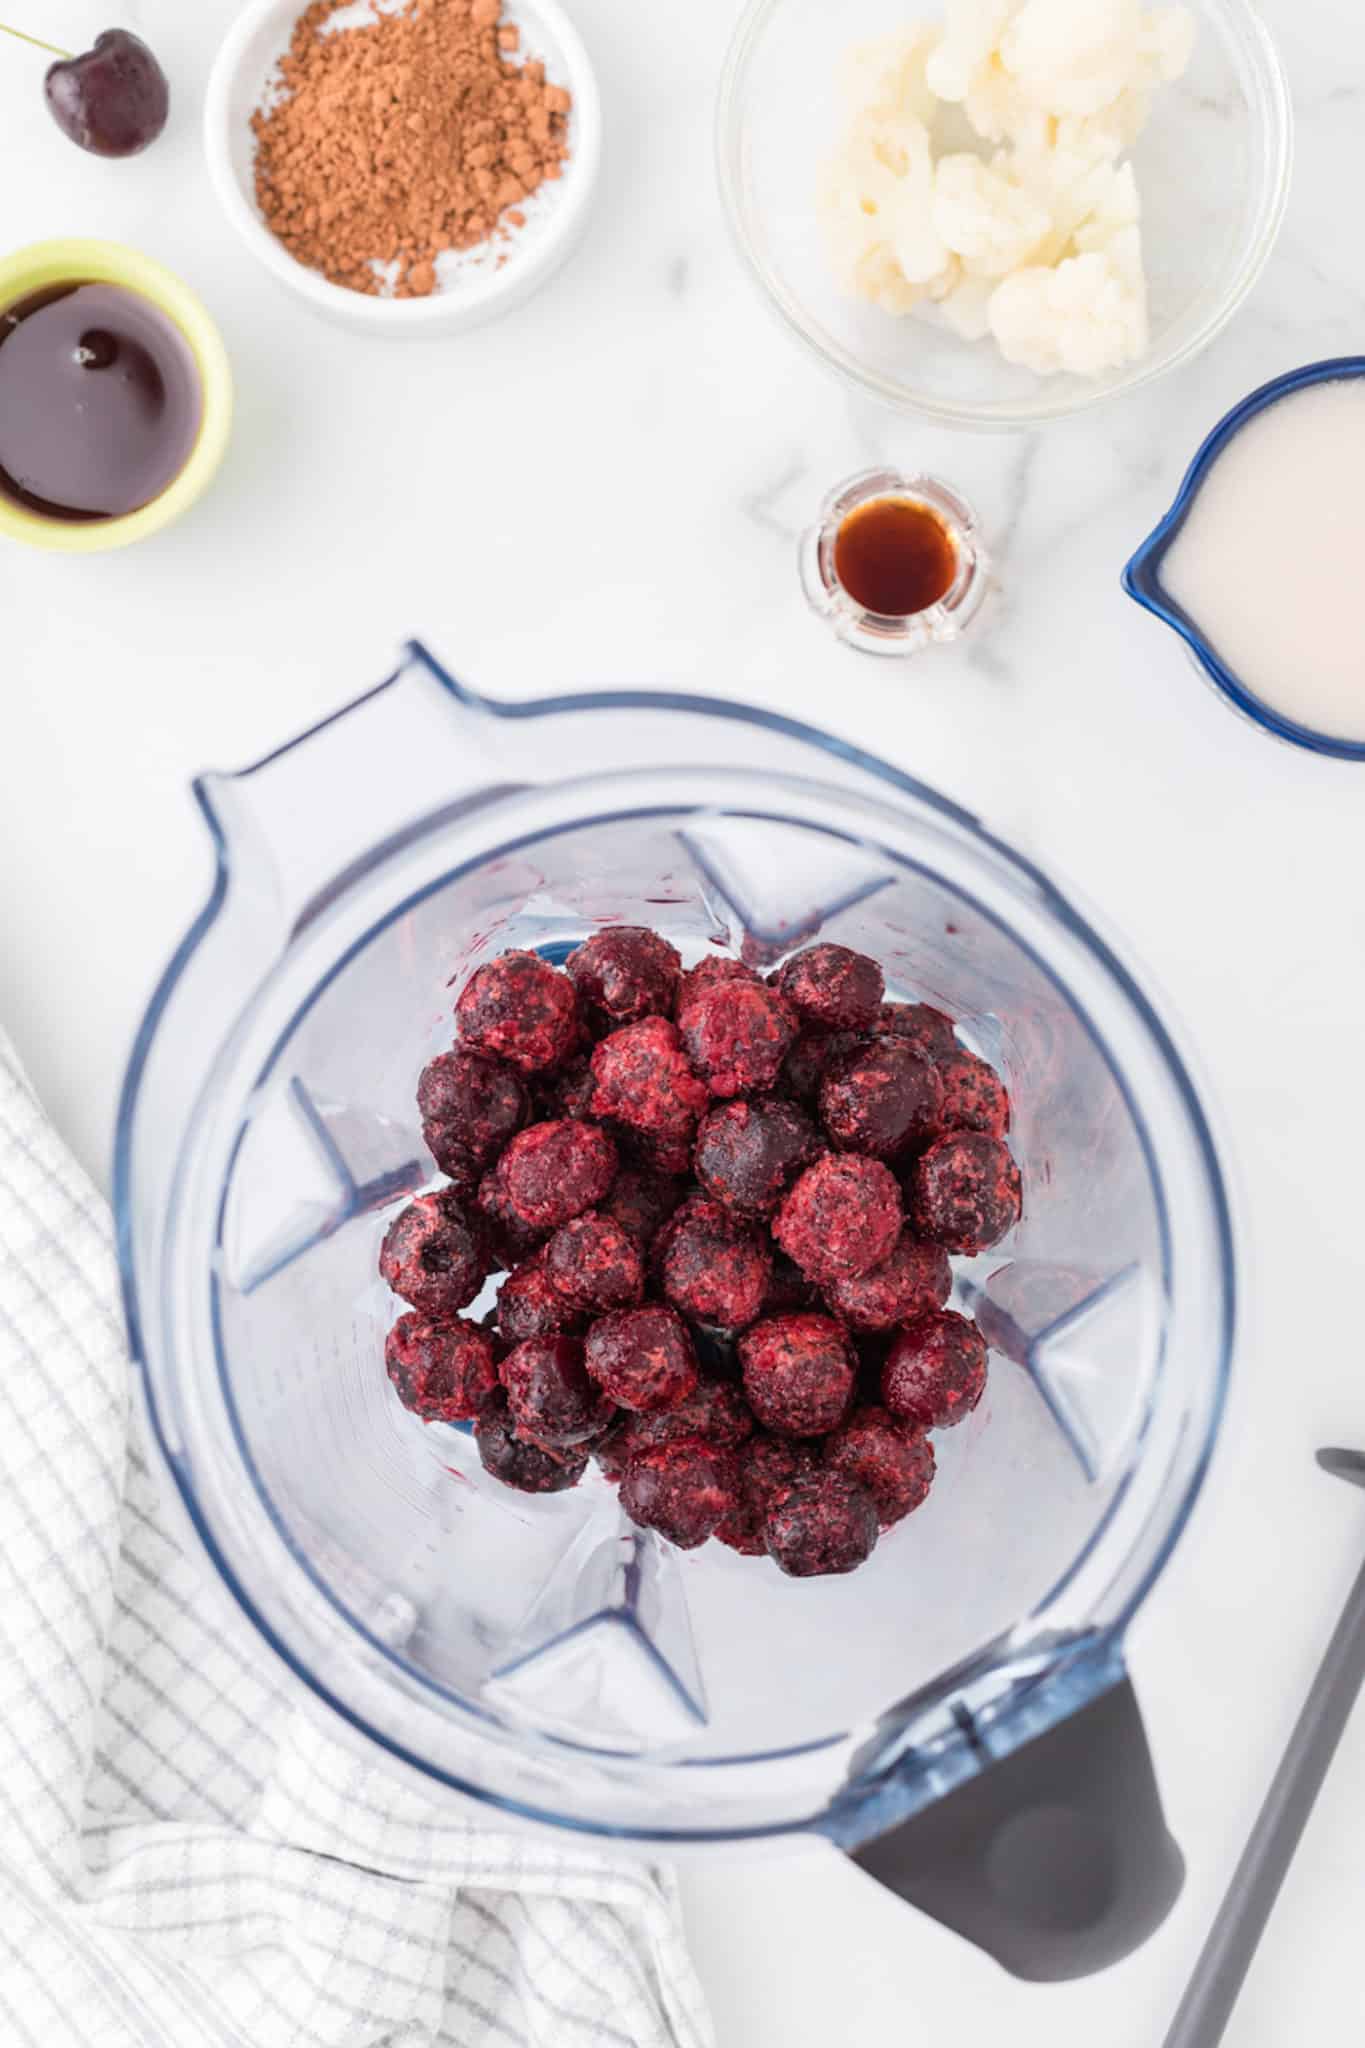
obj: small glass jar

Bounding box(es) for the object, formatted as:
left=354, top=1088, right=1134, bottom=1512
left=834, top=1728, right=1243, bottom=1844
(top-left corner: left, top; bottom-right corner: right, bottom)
left=799, top=467, right=989, bottom=657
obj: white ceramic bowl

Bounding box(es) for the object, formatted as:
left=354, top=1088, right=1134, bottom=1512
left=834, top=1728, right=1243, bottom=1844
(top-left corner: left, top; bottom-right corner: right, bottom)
left=204, top=0, right=601, bottom=334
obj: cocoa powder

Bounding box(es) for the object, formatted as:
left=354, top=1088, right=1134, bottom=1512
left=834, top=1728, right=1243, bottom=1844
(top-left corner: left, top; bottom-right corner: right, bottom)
left=252, top=0, right=573, bottom=299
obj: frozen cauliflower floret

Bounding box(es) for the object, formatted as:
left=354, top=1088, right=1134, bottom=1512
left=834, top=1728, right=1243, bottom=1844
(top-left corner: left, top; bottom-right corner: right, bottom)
left=818, top=0, right=1192, bottom=377
left=843, top=240, right=957, bottom=317
left=1000, top=0, right=1143, bottom=120
left=932, top=151, right=1051, bottom=277
left=882, top=120, right=954, bottom=282
left=820, top=33, right=953, bottom=306
left=989, top=239, right=1148, bottom=375
left=1019, top=153, right=1140, bottom=264
left=936, top=271, right=995, bottom=339
left=820, top=110, right=951, bottom=303
left=1071, top=159, right=1141, bottom=251
left=851, top=242, right=929, bottom=316
left=963, top=58, right=1033, bottom=144
left=955, top=0, right=1189, bottom=142
left=819, top=128, right=916, bottom=288
left=1006, top=86, right=1151, bottom=194
left=923, top=251, right=964, bottom=300
left=1137, top=4, right=1197, bottom=85
left=927, top=0, right=1012, bottom=102
left=1060, top=88, right=1151, bottom=167
left=839, top=26, right=942, bottom=127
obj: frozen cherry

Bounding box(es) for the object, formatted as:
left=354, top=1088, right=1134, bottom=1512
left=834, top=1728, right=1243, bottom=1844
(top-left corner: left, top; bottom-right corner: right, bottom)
left=823, top=1405, right=936, bottom=1527
left=496, top=1249, right=586, bottom=1344
left=739, top=1313, right=857, bottom=1439
left=764, top=1469, right=879, bottom=1577
left=455, top=951, right=579, bottom=1073
left=775, top=1153, right=902, bottom=1285
left=584, top=1304, right=698, bottom=1412
left=600, top=1163, right=686, bottom=1247
left=589, top=1016, right=709, bottom=1144
left=477, top=1159, right=550, bottom=1269
left=42, top=29, right=169, bottom=158
left=883, top=1309, right=989, bottom=1430
left=823, top=1229, right=952, bottom=1333
left=875, top=1001, right=957, bottom=1058
left=430, top=1151, right=482, bottom=1205
left=379, top=1190, right=490, bottom=1317
left=476, top=1395, right=587, bottom=1493
left=910, top=1131, right=1022, bottom=1254
left=933, top=1046, right=1012, bottom=1139
left=713, top=1507, right=761, bottom=1557
left=690, top=1321, right=740, bottom=1379
left=714, top=1434, right=818, bottom=1555
left=498, top=1334, right=615, bottom=1448
left=693, top=1095, right=819, bottom=1217
left=620, top=1437, right=736, bottom=1549
left=417, top=1047, right=527, bottom=1174
left=656, top=1191, right=771, bottom=1331
left=780, top=1029, right=864, bottom=1104
left=384, top=1311, right=500, bottom=1423
left=543, top=1212, right=644, bottom=1311
left=593, top=1414, right=634, bottom=1484
left=677, top=976, right=797, bottom=1099
left=628, top=1127, right=696, bottom=1177
left=676, top=955, right=760, bottom=1004
left=625, top=1371, right=755, bottom=1455
left=531, top=1054, right=596, bottom=1124
left=567, top=926, right=681, bottom=1026
left=772, top=944, right=883, bottom=1030
left=853, top=1330, right=894, bottom=1402
left=496, top=1119, right=618, bottom=1233
left=819, top=1037, right=943, bottom=1158
left=763, top=1251, right=820, bottom=1317
left=749, top=1431, right=820, bottom=1503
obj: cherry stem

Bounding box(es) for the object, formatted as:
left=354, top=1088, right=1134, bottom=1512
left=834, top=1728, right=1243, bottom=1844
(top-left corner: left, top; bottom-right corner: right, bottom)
left=0, top=21, right=73, bottom=58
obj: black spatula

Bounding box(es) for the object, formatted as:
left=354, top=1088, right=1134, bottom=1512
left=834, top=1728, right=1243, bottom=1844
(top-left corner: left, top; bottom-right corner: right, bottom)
left=1164, top=1448, right=1365, bottom=2047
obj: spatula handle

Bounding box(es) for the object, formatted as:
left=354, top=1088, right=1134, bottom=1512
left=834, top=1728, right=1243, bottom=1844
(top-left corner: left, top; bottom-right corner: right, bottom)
left=1164, top=1557, right=1365, bottom=2048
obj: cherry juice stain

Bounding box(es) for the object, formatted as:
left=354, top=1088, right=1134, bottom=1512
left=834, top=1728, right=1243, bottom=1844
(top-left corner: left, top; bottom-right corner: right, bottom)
left=833, top=495, right=958, bottom=618
left=0, top=281, right=202, bottom=521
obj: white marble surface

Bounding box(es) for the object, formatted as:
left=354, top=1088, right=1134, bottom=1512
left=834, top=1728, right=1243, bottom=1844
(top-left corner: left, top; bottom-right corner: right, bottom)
left=2, top=0, right=1363, bottom=2041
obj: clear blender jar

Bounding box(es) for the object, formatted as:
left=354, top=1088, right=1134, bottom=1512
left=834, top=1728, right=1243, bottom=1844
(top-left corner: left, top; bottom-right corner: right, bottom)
left=115, top=645, right=1234, bottom=1980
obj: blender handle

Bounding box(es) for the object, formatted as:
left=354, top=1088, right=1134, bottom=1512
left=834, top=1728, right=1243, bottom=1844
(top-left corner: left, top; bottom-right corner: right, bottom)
left=849, top=1674, right=1184, bottom=1981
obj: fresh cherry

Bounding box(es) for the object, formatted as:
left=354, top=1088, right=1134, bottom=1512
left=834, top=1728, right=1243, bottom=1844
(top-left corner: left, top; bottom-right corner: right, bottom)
left=0, top=24, right=170, bottom=158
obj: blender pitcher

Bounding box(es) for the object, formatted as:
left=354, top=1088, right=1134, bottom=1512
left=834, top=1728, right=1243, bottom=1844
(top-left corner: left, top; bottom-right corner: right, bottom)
left=115, top=644, right=1234, bottom=1982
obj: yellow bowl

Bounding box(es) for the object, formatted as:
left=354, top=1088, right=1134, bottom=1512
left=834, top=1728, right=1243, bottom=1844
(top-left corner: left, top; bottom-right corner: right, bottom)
left=0, top=238, right=233, bottom=553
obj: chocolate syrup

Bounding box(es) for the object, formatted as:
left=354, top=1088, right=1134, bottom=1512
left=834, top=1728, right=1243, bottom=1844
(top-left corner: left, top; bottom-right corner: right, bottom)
left=0, top=282, right=202, bottom=521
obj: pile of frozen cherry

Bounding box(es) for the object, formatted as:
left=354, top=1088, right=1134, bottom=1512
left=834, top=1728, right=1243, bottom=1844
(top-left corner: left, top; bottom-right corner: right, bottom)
left=379, top=932, right=1022, bottom=1578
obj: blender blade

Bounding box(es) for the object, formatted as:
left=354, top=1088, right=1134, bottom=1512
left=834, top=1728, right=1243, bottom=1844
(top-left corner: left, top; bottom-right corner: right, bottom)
left=483, top=1518, right=708, bottom=1749
left=678, top=813, right=897, bottom=961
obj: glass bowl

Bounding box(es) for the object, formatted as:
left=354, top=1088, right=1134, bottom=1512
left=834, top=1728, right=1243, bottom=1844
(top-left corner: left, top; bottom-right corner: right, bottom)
left=716, top=0, right=1293, bottom=430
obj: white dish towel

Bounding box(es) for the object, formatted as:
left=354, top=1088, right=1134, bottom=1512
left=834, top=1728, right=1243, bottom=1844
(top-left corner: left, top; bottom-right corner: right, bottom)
left=0, top=1031, right=714, bottom=2048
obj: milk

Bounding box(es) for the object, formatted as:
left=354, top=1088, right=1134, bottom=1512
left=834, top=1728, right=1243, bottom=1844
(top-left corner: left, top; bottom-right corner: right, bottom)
left=1161, top=379, right=1365, bottom=743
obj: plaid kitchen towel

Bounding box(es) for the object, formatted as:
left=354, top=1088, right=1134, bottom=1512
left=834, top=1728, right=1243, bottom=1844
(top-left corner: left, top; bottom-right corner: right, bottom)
left=0, top=1030, right=714, bottom=2048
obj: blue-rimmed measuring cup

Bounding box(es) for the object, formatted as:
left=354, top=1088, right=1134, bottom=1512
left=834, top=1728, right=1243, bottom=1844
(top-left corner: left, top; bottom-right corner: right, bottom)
left=1125, top=357, right=1365, bottom=762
